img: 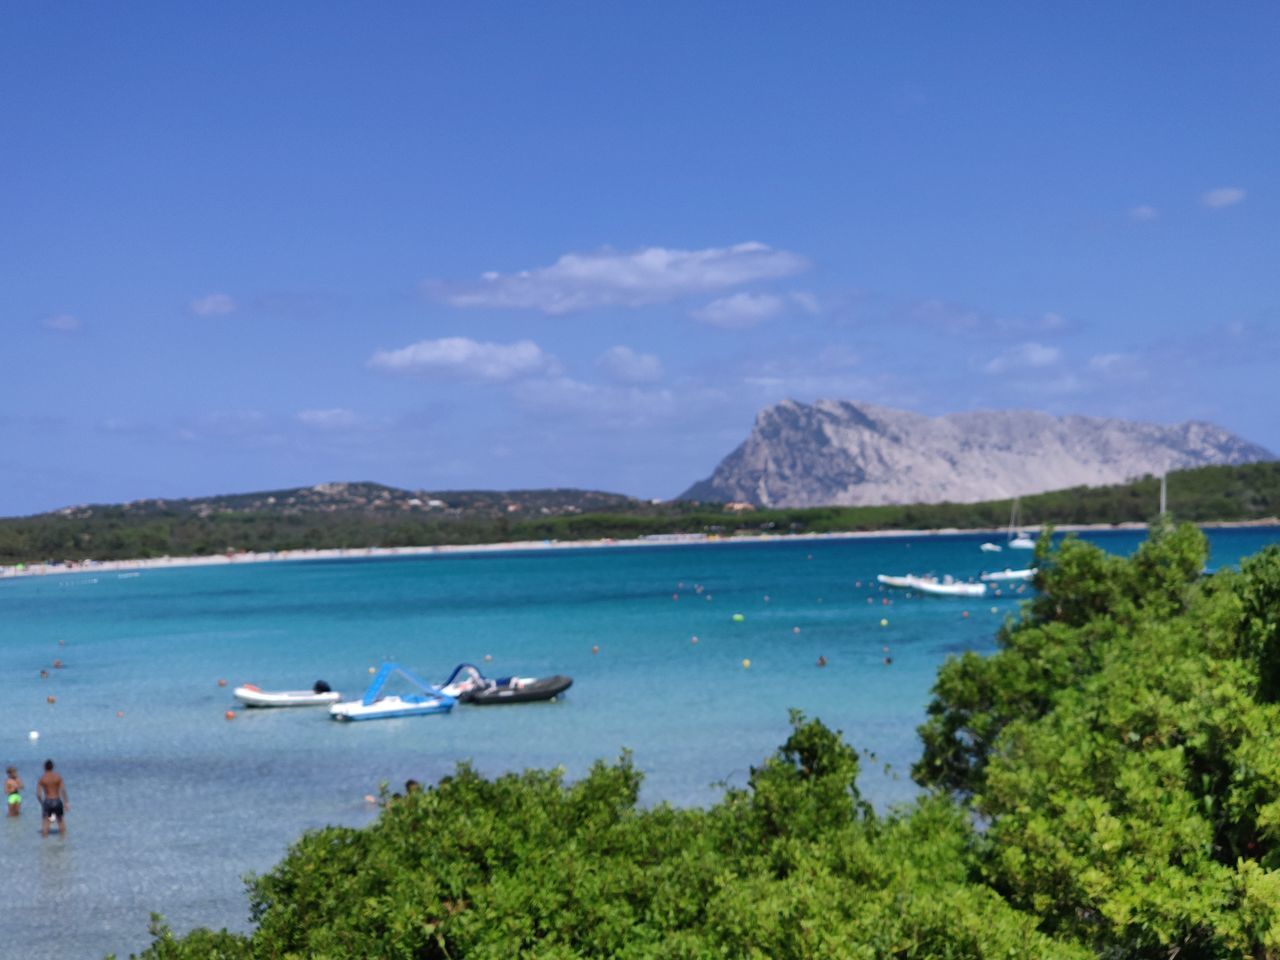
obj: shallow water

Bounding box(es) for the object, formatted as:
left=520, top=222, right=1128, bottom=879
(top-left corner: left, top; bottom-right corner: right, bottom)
left=1, top=527, right=1276, bottom=958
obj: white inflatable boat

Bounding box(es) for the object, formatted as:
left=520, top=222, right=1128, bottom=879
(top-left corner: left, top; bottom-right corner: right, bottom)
left=234, top=682, right=341, bottom=708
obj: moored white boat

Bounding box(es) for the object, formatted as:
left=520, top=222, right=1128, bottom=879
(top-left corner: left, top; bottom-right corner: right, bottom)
left=234, top=683, right=341, bottom=708
left=908, top=576, right=987, bottom=598
left=980, top=568, right=1037, bottom=583
left=329, top=663, right=455, bottom=722
left=980, top=542, right=1003, bottom=553
left=877, top=573, right=987, bottom=598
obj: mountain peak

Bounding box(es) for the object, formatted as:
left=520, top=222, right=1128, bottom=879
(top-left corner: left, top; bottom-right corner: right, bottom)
left=682, top=401, right=1273, bottom=507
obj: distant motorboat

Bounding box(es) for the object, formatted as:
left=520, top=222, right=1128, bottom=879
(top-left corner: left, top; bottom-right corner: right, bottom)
left=234, top=681, right=341, bottom=708
left=980, top=542, right=1003, bottom=553
left=329, top=663, right=455, bottom=721
left=980, top=568, right=1037, bottom=583
left=877, top=573, right=987, bottom=598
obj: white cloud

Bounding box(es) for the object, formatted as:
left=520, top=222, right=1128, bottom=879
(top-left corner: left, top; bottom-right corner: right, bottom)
left=41, top=313, right=80, bottom=332
left=596, top=345, right=663, bottom=384
left=1201, top=186, right=1245, bottom=209
left=297, top=408, right=360, bottom=429
left=983, top=342, right=1061, bottom=374
left=190, top=293, right=237, bottom=317
left=430, top=242, right=809, bottom=314
left=1129, top=205, right=1159, bottom=221
left=368, top=337, right=560, bottom=382
left=691, top=292, right=786, bottom=328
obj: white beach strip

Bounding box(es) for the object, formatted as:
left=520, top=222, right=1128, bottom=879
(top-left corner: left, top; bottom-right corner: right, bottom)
left=1, top=519, right=1274, bottom=581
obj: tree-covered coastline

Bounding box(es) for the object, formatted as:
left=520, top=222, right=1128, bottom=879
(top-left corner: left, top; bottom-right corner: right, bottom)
left=128, top=524, right=1280, bottom=959
left=6, top=461, right=1279, bottom=567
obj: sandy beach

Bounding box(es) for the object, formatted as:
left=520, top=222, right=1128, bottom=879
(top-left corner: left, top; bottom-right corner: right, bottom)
left=4, top=518, right=1273, bottom=580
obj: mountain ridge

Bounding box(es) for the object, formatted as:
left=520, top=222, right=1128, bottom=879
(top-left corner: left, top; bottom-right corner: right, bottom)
left=682, top=399, right=1273, bottom=508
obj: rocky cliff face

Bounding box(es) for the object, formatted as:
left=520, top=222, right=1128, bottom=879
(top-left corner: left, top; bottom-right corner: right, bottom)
left=681, top=400, right=1274, bottom=507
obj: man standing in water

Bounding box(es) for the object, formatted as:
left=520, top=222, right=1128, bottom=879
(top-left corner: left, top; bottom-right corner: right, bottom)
left=37, top=760, right=67, bottom=837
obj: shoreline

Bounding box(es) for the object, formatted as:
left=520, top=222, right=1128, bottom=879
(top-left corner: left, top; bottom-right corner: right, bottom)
left=2, top=518, right=1276, bottom=581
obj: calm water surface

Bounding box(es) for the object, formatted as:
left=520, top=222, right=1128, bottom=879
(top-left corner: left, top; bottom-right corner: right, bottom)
left=2, top=527, right=1277, bottom=958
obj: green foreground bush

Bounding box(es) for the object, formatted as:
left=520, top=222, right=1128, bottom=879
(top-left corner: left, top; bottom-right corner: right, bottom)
left=134, top=525, right=1280, bottom=959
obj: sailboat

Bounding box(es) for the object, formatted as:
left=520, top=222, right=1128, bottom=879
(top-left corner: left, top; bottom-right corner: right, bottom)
left=1007, top=498, right=1036, bottom=550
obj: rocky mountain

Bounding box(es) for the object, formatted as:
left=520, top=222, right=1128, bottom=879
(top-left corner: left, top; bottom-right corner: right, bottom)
left=682, top=400, right=1274, bottom=508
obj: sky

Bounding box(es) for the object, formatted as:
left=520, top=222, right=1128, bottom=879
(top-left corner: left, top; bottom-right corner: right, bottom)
left=3, top=2, right=1278, bottom=517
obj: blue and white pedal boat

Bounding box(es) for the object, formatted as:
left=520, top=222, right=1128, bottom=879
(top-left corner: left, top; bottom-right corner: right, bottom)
left=329, top=662, right=455, bottom=721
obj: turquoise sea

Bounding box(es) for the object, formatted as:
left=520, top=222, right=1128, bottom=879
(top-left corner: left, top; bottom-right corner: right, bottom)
left=2, top=527, right=1278, bottom=958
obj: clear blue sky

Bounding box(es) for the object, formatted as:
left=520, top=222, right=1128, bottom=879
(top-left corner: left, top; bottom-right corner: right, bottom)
left=4, top=2, right=1277, bottom=516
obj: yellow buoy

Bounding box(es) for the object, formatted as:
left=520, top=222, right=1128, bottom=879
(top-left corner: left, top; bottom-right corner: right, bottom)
left=880, top=618, right=889, bottom=627
left=732, top=613, right=745, bottom=622
left=742, top=659, right=751, bottom=669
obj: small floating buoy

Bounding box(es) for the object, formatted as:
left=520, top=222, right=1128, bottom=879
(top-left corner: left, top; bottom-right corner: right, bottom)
left=742, top=659, right=751, bottom=669
left=483, top=654, right=493, bottom=662
left=880, top=618, right=889, bottom=627
left=52, top=660, right=63, bottom=669
left=28, top=730, right=38, bottom=741
left=732, top=613, right=745, bottom=622
left=690, top=636, right=699, bottom=644
left=116, top=710, right=125, bottom=718
left=961, top=610, right=969, bottom=618
left=672, top=593, right=679, bottom=601
left=591, top=645, right=599, bottom=654
left=46, top=695, right=56, bottom=704
left=866, top=598, right=873, bottom=604
left=368, top=666, right=377, bottom=674
left=884, top=656, right=893, bottom=665
left=364, top=794, right=377, bottom=804
left=217, top=679, right=227, bottom=687
left=991, top=607, right=998, bottom=614
left=225, top=710, right=236, bottom=720
left=792, top=626, right=800, bottom=634
left=58, top=639, right=65, bottom=646
left=763, top=595, right=770, bottom=602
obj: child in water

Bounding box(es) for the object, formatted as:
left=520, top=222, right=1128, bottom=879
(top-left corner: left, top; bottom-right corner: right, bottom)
left=5, top=766, right=22, bottom=816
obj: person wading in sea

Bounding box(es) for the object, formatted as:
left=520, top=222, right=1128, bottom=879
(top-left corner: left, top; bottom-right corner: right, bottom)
left=37, top=760, right=68, bottom=837
left=4, top=766, right=22, bottom=816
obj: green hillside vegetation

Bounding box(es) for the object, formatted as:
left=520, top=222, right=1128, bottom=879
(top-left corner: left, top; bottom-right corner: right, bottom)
left=4, top=462, right=1278, bottom=567
left=130, top=526, right=1280, bottom=959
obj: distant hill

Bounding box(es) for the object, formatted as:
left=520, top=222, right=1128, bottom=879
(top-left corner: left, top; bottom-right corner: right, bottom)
left=40, top=482, right=647, bottom=522
left=682, top=400, right=1274, bottom=508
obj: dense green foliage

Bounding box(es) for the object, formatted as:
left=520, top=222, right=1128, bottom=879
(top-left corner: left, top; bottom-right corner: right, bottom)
left=132, top=524, right=1280, bottom=958
left=6, top=461, right=1280, bottom=566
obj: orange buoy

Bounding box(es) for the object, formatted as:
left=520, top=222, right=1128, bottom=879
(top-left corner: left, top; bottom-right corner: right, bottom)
left=224, top=710, right=236, bottom=720
left=591, top=645, right=600, bottom=654
left=217, top=678, right=227, bottom=687
left=116, top=710, right=125, bottom=718
left=52, top=659, right=64, bottom=669
left=46, top=695, right=56, bottom=704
